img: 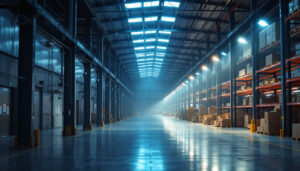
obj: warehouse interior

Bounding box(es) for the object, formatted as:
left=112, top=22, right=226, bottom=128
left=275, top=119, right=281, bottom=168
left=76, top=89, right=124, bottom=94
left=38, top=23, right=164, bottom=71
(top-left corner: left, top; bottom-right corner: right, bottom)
left=1, top=0, right=300, bottom=170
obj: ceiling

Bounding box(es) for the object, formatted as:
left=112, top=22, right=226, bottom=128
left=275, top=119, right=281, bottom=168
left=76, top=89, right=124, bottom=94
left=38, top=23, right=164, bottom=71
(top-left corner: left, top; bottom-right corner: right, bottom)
left=87, top=0, right=250, bottom=82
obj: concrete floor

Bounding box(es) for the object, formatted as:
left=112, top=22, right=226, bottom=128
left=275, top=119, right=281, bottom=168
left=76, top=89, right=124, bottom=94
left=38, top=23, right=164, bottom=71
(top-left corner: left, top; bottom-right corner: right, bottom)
left=1, top=115, right=300, bottom=170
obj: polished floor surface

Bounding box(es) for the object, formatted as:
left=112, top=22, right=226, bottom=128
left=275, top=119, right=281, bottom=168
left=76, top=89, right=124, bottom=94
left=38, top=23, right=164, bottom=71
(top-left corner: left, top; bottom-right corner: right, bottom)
left=1, top=115, right=300, bottom=170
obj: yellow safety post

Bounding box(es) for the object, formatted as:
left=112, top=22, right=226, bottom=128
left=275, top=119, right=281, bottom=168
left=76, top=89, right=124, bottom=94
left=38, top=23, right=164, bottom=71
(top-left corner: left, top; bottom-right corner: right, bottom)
left=250, top=119, right=256, bottom=132
left=33, top=129, right=40, bottom=147
left=89, top=124, right=93, bottom=130
left=280, top=129, right=285, bottom=138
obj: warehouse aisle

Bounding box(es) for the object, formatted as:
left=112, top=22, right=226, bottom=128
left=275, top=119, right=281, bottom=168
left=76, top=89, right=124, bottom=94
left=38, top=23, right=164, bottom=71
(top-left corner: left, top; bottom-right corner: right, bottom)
left=1, top=115, right=300, bottom=170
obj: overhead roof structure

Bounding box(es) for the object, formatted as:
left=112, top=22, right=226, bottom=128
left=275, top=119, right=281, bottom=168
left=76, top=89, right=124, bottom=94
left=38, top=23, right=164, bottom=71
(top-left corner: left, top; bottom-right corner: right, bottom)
left=90, top=0, right=250, bottom=81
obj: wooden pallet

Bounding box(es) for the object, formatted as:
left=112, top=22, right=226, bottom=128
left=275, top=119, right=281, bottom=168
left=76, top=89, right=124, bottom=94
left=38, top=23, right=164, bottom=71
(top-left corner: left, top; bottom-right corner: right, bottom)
left=220, top=126, right=231, bottom=128
left=292, top=137, right=300, bottom=141
left=256, top=131, right=264, bottom=134
left=263, top=132, right=279, bottom=136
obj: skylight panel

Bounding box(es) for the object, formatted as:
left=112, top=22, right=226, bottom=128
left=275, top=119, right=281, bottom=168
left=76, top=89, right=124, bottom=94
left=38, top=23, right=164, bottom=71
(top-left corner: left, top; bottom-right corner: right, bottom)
left=158, top=38, right=169, bottom=43
left=133, top=39, right=144, bottom=43
left=146, top=58, right=154, bottom=61
left=155, top=58, right=164, bottom=61
left=157, top=46, right=167, bottom=50
left=144, top=1, right=159, bottom=7
left=125, top=2, right=142, bottom=8
left=159, top=30, right=172, bottom=34
left=161, top=16, right=176, bottom=22
left=135, top=47, right=144, bottom=50
left=145, top=30, right=157, bottom=34
left=145, top=16, right=158, bottom=22
left=137, top=59, right=145, bottom=62
left=164, top=1, right=180, bottom=8
left=146, top=53, right=154, bottom=56
left=131, top=31, right=143, bottom=35
left=128, top=18, right=142, bottom=23
left=136, top=53, right=145, bottom=57
left=146, top=38, right=156, bottom=42
left=146, top=46, right=155, bottom=49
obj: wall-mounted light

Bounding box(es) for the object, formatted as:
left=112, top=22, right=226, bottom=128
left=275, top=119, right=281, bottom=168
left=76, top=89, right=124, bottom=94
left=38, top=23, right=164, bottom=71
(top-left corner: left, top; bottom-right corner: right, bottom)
left=189, top=75, right=195, bottom=80
left=212, top=55, right=220, bottom=62
left=258, top=19, right=268, bottom=27
left=201, top=65, right=208, bottom=71
left=237, top=37, right=247, bottom=44
left=221, top=52, right=227, bottom=56
left=195, top=72, right=200, bottom=76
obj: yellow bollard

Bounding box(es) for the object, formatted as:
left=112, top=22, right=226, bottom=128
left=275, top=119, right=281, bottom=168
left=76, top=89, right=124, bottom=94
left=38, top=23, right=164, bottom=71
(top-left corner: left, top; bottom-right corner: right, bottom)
left=33, top=129, right=40, bottom=147
left=280, top=129, right=285, bottom=138
left=250, top=119, right=256, bottom=133
left=73, top=127, right=77, bottom=136
left=89, top=124, right=93, bottom=130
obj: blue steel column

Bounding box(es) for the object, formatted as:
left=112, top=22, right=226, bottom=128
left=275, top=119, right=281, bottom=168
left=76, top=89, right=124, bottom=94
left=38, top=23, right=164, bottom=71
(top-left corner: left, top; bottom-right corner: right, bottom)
left=63, top=0, right=77, bottom=136
left=111, top=55, right=116, bottom=122
left=83, top=18, right=92, bottom=130
left=216, top=23, right=221, bottom=115
left=251, top=0, right=258, bottom=130
left=229, top=10, right=236, bottom=127
left=83, top=62, right=91, bottom=130
left=279, top=0, right=290, bottom=137
left=96, top=35, right=104, bottom=127
left=17, top=13, right=36, bottom=147
left=198, top=74, right=202, bottom=111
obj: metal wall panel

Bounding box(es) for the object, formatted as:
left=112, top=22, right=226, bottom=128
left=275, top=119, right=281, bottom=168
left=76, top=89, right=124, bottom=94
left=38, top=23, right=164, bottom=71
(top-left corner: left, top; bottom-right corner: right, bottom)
left=0, top=87, right=11, bottom=135
left=0, top=9, right=19, bottom=57
left=32, top=91, right=41, bottom=130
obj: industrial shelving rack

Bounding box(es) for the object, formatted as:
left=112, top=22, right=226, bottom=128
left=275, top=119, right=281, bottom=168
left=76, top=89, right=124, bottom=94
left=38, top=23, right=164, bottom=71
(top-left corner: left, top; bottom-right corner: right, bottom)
left=168, top=0, right=300, bottom=138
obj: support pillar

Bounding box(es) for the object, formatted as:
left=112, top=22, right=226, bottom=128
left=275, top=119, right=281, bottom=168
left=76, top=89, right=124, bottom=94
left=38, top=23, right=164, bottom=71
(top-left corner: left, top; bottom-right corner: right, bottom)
left=83, top=62, right=91, bottom=130
left=279, top=0, right=290, bottom=137
left=63, top=0, right=77, bottom=136
left=16, top=14, right=36, bottom=148
left=229, top=10, right=236, bottom=127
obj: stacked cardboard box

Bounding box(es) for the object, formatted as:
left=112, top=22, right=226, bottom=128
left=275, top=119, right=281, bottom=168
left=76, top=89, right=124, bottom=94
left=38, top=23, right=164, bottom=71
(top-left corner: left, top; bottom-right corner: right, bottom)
left=199, top=107, right=206, bottom=115
left=265, top=53, right=280, bottom=67
left=203, top=114, right=216, bottom=125
left=246, top=63, right=252, bottom=75
left=213, top=120, right=220, bottom=127
left=208, top=107, right=217, bottom=115
left=198, top=115, right=204, bottom=123
left=266, top=22, right=280, bottom=45
left=259, top=106, right=282, bottom=135
left=188, top=107, right=194, bottom=121
left=236, top=111, right=244, bottom=127
left=259, top=29, right=266, bottom=49
left=259, top=95, right=281, bottom=104
left=238, top=69, right=246, bottom=77
left=220, top=118, right=231, bottom=127
left=243, top=46, right=252, bottom=59
left=244, top=115, right=252, bottom=128
left=292, top=123, right=300, bottom=139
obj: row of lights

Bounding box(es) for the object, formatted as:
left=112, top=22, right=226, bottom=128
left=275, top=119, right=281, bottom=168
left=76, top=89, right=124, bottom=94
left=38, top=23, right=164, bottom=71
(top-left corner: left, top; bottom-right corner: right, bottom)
left=163, top=19, right=270, bottom=101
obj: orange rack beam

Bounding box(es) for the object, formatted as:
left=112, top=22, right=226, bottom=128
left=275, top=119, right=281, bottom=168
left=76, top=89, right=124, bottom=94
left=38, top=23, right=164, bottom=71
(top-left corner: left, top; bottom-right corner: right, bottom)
left=286, top=8, right=300, bottom=22
left=236, top=74, right=252, bottom=81
left=236, top=89, right=253, bottom=96
left=237, top=56, right=251, bottom=65
left=236, top=105, right=252, bottom=109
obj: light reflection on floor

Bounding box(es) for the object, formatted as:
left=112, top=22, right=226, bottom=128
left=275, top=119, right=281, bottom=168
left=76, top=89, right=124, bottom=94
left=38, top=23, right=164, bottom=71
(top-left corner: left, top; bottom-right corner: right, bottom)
left=1, top=115, right=300, bottom=170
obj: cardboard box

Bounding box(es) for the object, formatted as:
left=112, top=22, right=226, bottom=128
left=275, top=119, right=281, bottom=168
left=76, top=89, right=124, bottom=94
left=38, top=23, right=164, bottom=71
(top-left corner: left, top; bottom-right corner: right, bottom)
left=265, top=53, right=280, bottom=67
left=239, top=69, right=246, bottom=77
left=244, top=115, right=252, bottom=128
left=259, top=29, right=266, bottom=49
left=264, top=120, right=281, bottom=135
left=266, top=22, right=280, bottom=45
left=292, top=123, right=300, bottom=139
left=264, top=111, right=281, bottom=121
left=208, top=107, right=217, bottom=115
left=260, top=119, right=266, bottom=133
left=220, top=118, right=231, bottom=127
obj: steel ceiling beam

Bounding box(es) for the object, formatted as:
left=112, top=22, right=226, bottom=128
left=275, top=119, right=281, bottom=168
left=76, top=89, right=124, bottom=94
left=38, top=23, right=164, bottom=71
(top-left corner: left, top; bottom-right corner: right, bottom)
left=92, top=0, right=249, bottom=10
left=112, top=37, right=215, bottom=45
left=101, top=14, right=228, bottom=24
left=119, top=51, right=198, bottom=58
left=104, top=27, right=226, bottom=37
left=113, top=44, right=205, bottom=51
